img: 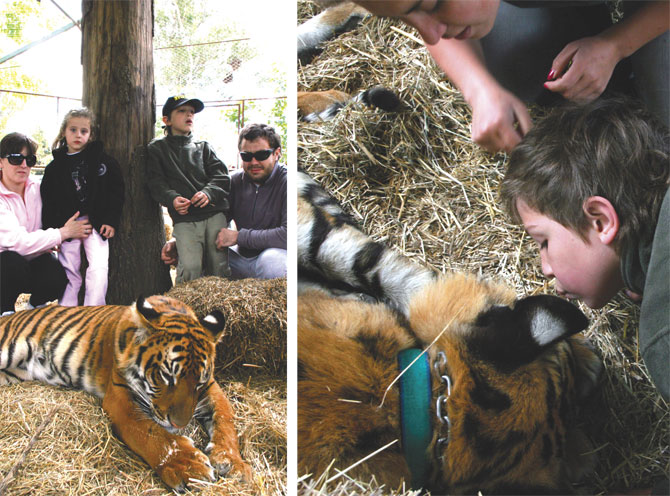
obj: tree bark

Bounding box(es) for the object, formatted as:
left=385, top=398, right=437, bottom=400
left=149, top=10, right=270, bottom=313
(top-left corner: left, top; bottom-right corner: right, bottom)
left=81, top=0, right=171, bottom=304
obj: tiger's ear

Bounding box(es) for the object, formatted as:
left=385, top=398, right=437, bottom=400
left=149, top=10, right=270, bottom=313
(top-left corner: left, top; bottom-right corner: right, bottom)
left=468, top=295, right=589, bottom=372
left=135, top=295, right=161, bottom=322
left=200, top=309, right=226, bottom=343
left=130, top=295, right=162, bottom=343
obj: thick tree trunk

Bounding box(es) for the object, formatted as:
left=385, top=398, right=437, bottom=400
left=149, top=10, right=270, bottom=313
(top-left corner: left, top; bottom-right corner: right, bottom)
left=81, top=0, right=171, bottom=304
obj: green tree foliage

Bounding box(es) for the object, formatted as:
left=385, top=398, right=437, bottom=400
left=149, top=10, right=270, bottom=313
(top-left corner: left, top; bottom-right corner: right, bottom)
left=154, top=0, right=254, bottom=96
left=153, top=0, right=287, bottom=162
left=0, top=0, right=44, bottom=133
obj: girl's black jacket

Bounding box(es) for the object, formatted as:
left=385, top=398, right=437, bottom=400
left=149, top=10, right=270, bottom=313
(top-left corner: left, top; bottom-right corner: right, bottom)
left=41, top=141, right=125, bottom=234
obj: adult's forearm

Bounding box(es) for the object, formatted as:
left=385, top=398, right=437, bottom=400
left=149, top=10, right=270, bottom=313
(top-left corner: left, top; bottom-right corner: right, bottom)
left=425, top=38, right=498, bottom=104
left=603, top=1, right=669, bottom=60
left=237, top=226, right=287, bottom=251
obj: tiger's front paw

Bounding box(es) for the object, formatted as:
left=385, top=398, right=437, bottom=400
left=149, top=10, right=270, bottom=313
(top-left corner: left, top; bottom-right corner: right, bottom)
left=155, top=436, right=215, bottom=493
left=207, top=443, right=253, bottom=482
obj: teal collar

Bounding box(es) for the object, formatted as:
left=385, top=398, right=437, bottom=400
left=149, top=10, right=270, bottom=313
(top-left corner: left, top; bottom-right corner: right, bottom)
left=397, top=348, right=433, bottom=490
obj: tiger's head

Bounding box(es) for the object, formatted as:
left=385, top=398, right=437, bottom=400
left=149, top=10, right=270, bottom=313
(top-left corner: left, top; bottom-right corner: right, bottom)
left=116, top=295, right=226, bottom=432
left=410, top=276, right=603, bottom=493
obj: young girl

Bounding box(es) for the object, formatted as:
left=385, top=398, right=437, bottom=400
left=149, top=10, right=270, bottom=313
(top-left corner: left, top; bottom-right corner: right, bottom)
left=41, top=108, right=125, bottom=306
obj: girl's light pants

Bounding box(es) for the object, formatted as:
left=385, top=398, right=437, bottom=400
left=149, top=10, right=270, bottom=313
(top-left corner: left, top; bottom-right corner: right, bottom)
left=59, top=228, right=109, bottom=306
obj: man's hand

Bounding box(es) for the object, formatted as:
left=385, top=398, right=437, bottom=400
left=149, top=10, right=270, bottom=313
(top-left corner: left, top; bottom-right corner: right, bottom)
left=173, top=196, right=191, bottom=215
left=161, top=239, right=178, bottom=265
left=216, top=228, right=239, bottom=249
left=191, top=191, right=210, bottom=208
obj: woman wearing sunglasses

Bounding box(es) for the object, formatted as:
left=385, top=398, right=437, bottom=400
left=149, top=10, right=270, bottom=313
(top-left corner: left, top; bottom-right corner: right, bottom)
left=0, top=132, right=91, bottom=315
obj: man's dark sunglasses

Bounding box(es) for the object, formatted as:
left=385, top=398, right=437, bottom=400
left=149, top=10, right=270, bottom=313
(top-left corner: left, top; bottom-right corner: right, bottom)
left=240, top=148, right=276, bottom=162
left=3, top=154, right=37, bottom=167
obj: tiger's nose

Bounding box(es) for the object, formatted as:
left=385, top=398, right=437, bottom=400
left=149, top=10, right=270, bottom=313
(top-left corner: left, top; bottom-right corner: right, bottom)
left=168, top=414, right=189, bottom=429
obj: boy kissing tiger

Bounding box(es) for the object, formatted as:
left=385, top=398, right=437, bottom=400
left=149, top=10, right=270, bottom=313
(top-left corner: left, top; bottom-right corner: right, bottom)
left=0, top=295, right=251, bottom=493
left=298, top=170, right=603, bottom=494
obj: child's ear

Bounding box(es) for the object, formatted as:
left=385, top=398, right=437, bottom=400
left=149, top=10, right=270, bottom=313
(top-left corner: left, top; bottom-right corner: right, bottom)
left=162, top=115, right=170, bottom=126
left=583, top=196, right=619, bottom=245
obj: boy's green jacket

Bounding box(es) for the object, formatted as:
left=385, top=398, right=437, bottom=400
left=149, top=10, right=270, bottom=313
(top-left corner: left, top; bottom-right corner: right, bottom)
left=146, top=133, right=230, bottom=224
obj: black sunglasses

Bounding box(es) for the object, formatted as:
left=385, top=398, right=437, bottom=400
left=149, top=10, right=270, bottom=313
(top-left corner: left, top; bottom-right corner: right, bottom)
left=240, top=148, right=276, bottom=162
left=3, top=154, right=37, bottom=167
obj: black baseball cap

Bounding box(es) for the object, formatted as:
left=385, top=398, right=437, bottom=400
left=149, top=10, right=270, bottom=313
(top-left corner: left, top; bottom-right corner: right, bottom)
left=162, top=95, right=204, bottom=117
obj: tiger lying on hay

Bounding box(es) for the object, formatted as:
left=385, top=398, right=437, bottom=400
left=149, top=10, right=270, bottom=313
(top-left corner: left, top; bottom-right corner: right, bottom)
left=297, top=170, right=603, bottom=494
left=0, top=295, right=251, bottom=493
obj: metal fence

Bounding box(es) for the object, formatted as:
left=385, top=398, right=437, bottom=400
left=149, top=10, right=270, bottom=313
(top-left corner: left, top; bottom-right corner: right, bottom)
left=0, top=1, right=287, bottom=171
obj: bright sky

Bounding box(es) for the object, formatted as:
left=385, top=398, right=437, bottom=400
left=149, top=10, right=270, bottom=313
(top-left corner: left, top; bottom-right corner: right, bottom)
left=1, top=0, right=293, bottom=167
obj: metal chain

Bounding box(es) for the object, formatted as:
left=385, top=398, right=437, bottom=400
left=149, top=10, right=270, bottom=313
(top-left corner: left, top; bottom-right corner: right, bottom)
left=433, top=351, right=452, bottom=461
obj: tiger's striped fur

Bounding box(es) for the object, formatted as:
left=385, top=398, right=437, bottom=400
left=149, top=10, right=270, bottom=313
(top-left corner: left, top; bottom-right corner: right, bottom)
left=297, top=173, right=603, bottom=493
left=0, top=295, right=251, bottom=493
left=298, top=87, right=400, bottom=122
left=298, top=170, right=436, bottom=316
left=298, top=1, right=369, bottom=65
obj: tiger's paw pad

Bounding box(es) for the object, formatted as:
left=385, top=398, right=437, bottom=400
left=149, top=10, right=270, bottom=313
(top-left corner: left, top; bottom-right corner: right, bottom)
left=157, top=438, right=215, bottom=492
left=207, top=445, right=252, bottom=482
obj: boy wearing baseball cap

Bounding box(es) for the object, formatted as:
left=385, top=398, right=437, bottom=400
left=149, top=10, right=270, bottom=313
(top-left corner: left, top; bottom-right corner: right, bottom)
left=146, top=95, right=231, bottom=282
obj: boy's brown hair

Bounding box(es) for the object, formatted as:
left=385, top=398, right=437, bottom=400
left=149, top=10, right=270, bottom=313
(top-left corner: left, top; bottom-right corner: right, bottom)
left=501, top=97, right=669, bottom=254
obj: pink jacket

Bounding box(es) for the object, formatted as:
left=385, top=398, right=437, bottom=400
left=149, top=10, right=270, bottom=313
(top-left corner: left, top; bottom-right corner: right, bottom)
left=0, top=175, right=62, bottom=260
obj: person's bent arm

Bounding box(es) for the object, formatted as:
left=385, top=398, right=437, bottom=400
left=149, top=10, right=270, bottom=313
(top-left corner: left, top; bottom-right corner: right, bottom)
left=545, top=1, right=670, bottom=102
left=427, top=38, right=532, bottom=153
left=161, top=239, right=178, bottom=265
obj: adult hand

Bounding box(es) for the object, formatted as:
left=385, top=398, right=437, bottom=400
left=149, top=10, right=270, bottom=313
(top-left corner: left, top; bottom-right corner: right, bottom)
left=469, top=85, right=532, bottom=154
left=543, top=36, right=619, bottom=103
left=60, top=211, right=92, bottom=240
left=161, top=239, right=178, bottom=265
left=99, top=224, right=115, bottom=239
left=191, top=191, right=210, bottom=208
left=173, top=196, right=191, bottom=215
left=216, top=228, right=238, bottom=249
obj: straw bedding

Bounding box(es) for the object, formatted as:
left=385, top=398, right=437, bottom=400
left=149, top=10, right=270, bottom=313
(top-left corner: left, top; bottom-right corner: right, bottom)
left=297, top=1, right=668, bottom=493
left=0, top=378, right=285, bottom=495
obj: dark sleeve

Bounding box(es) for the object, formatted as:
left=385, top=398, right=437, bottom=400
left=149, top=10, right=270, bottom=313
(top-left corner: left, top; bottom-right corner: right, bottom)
left=146, top=141, right=181, bottom=207
left=101, top=154, right=125, bottom=230
left=236, top=175, right=287, bottom=250
left=228, top=175, right=236, bottom=221
left=639, top=188, right=670, bottom=401
left=40, top=164, right=68, bottom=229
left=200, top=143, right=230, bottom=208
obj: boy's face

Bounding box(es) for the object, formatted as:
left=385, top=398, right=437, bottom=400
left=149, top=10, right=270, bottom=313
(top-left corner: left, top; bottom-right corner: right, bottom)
left=516, top=199, right=624, bottom=309
left=164, top=105, right=195, bottom=135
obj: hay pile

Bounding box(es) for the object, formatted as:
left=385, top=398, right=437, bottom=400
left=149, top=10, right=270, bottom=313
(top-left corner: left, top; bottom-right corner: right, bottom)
left=166, top=276, right=287, bottom=376
left=298, top=1, right=668, bottom=493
